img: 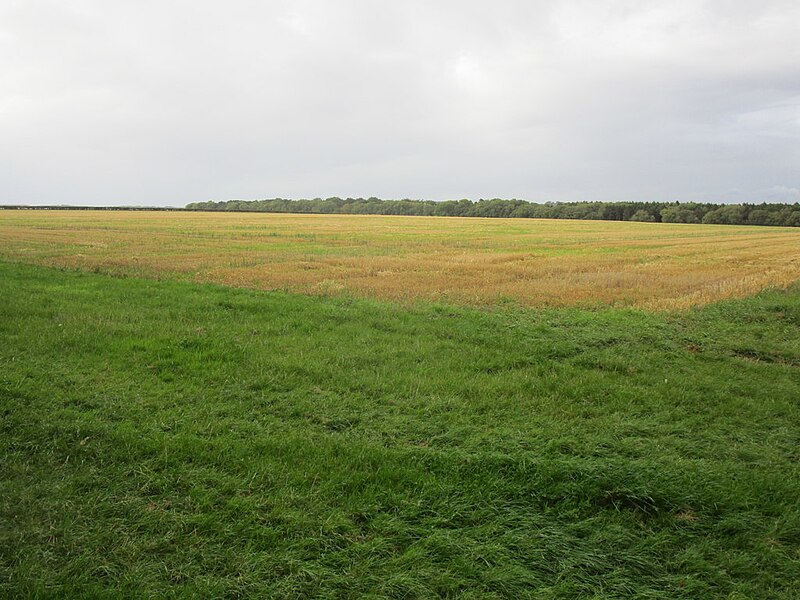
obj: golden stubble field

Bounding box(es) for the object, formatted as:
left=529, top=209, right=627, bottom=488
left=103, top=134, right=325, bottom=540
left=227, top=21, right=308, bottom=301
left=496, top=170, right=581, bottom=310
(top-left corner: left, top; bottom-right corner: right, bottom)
left=2, top=210, right=800, bottom=309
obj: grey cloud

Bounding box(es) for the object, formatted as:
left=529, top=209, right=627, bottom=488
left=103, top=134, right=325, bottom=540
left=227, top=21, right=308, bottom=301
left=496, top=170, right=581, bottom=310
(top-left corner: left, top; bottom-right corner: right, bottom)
left=1, top=0, right=798, bottom=205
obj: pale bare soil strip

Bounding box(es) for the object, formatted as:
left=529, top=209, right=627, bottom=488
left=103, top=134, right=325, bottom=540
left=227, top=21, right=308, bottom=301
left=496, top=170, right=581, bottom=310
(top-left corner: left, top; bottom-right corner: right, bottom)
left=1, top=210, right=799, bottom=309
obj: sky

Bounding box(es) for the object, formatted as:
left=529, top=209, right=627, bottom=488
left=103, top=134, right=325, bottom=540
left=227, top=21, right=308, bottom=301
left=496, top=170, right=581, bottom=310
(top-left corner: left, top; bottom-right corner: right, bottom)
left=1, top=0, right=799, bottom=206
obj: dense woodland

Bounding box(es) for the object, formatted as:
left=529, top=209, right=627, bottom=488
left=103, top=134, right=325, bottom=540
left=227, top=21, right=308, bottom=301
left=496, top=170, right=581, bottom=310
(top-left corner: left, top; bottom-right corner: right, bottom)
left=186, top=198, right=800, bottom=226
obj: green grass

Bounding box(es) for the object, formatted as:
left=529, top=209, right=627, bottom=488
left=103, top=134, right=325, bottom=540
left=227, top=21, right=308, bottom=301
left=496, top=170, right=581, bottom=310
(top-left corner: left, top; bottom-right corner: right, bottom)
left=1, top=261, right=799, bottom=598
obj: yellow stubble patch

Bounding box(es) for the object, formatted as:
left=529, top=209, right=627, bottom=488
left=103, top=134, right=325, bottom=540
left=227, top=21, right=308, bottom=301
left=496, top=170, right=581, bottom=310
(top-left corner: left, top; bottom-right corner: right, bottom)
left=1, top=210, right=799, bottom=310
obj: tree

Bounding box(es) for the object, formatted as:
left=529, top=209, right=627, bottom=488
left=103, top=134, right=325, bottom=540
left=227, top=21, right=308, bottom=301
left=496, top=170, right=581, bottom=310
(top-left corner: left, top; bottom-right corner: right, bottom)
left=661, top=206, right=699, bottom=223
left=630, top=209, right=656, bottom=222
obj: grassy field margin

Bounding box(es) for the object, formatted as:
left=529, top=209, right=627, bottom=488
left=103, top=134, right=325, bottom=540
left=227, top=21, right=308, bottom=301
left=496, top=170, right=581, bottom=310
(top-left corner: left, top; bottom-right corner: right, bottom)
left=1, top=261, right=799, bottom=598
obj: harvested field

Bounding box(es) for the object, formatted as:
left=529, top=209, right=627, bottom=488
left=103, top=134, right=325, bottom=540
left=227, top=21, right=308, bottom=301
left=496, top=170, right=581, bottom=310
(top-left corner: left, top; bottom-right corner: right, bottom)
left=1, top=210, right=799, bottom=309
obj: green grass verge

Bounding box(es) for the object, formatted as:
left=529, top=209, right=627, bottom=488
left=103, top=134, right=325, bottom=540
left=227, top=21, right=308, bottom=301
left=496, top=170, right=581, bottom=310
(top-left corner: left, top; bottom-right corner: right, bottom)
left=1, top=261, right=799, bottom=598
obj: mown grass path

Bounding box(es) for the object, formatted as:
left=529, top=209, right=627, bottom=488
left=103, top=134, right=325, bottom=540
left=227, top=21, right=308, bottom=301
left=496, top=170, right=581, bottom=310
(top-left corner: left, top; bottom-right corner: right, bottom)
left=1, top=262, right=799, bottom=597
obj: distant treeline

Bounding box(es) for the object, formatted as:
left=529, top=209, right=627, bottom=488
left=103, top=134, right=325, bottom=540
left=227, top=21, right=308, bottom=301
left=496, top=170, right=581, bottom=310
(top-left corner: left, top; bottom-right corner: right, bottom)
left=0, top=205, right=183, bottom=211
left=186, top=198, right=800, bottom=227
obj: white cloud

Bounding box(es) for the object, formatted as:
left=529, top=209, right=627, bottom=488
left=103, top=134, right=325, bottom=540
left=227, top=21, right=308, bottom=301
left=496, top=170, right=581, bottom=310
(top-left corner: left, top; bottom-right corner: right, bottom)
left=765, top=185, right=800, bottom=201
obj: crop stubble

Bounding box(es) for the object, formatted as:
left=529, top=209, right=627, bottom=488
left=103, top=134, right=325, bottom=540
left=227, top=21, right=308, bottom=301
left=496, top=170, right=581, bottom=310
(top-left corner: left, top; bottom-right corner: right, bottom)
left=1, top=210, right=799, bottom=309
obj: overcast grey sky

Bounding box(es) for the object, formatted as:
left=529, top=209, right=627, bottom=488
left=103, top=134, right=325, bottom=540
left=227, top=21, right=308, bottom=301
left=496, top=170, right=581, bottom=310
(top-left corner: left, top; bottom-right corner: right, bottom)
left=2, top=1, right=799, bottom=206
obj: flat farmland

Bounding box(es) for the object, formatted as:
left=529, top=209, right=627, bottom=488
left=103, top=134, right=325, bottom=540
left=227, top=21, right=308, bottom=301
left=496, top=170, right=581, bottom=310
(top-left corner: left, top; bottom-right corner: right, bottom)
left=2, top=210, right=800, bottom=309
left=2, top=210, right=800, bottom=598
